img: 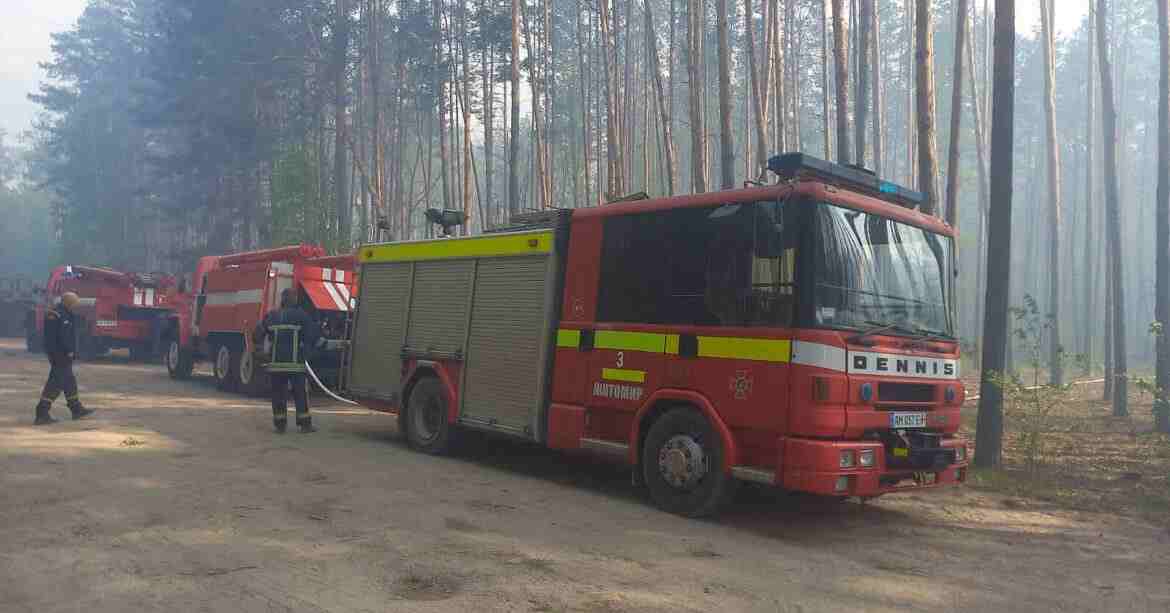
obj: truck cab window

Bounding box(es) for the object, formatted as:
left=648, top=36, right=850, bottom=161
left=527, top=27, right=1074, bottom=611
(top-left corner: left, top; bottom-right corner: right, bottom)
left=597, top=200, right=796, bottom=327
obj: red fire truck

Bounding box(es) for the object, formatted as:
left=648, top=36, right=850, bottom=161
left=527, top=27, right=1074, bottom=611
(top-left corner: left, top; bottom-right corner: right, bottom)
left=343, top=154, right=967, bottom=516
left=27, top=265, right=177, bottom=359
left=162, top=245, right=357, bottom=395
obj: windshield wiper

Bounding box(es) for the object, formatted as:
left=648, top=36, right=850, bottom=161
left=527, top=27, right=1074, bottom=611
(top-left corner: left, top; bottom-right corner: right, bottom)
left=848, top=319, right=915, bottom=344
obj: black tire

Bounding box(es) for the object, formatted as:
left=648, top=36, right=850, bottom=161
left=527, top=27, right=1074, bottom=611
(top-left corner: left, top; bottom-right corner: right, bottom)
left=213, top=344, right=239, bottom=391
left=128, top=343, right=148, bottom=362
left=641, top=407, right=738, bottom=518
left=25, top=330, right=40, bottom=353
left=237, top=349, right=269, bottom=396
left=165, top=338, right=194, bottom=379
left=404, top=376, right=456, bottom=455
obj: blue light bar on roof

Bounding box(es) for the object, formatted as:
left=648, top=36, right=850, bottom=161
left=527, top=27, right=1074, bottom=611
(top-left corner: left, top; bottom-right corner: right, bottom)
left=766, top=152, right=926, bottom=210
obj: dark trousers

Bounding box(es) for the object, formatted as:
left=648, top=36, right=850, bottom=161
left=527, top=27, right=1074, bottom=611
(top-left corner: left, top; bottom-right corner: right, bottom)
left=270, top=373, right=309, bottom=425
left=38, top=356, right=81, bottom=410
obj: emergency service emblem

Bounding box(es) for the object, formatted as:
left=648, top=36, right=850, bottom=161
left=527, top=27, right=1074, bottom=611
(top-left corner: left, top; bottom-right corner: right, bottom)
left=730, top=371, right=754, bottom=400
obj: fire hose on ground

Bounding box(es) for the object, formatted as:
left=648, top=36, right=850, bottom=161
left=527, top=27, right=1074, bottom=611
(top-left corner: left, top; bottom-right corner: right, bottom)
left=304, top=360, right=359, bottom=406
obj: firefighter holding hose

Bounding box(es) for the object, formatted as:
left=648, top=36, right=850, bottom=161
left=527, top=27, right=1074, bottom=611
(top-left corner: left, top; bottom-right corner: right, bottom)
left=254, top=289, right=325, bottom=434
left=33, top=292, right=95, bottom=425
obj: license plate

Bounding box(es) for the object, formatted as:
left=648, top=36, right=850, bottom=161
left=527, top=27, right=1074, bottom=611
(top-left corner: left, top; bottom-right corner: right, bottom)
left=890, top=412, right=927, bottom=429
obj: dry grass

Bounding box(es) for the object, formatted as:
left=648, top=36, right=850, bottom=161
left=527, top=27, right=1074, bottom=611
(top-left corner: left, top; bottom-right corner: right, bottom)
left=962, top=381, right=1170, bottom=525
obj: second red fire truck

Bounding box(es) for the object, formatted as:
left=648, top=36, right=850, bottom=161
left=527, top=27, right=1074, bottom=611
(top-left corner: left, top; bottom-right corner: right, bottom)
left=342, top=153, right=968, bottom=517
left=162, top=245, right=357, bottom=395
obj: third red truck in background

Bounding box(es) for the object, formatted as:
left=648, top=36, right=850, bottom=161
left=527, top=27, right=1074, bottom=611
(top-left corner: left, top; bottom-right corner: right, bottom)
left=28, top=265, right=177, bottom=360
left=162, top=245, right=357, bottom=395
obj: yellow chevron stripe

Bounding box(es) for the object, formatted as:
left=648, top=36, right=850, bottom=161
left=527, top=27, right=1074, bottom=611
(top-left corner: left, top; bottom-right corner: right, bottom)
left=601, top=368, right=647, bottom=383
left=594, top=330, right=668, bottom=353
left=556, top=329, right=581, bottom=348
left=697, top=336, right=791, bottom=362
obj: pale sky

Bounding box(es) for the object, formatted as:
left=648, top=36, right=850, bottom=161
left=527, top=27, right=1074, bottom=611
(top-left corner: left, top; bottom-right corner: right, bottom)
left=0, top=0, right=87, bottom=143
left=0, top=0, right=1090, bottom=148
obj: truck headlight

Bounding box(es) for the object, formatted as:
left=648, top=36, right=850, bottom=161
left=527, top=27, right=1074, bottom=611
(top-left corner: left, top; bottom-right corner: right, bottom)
left=859, top=449, right=876, bottom=467
left=839, top=450, right=855, bottom=468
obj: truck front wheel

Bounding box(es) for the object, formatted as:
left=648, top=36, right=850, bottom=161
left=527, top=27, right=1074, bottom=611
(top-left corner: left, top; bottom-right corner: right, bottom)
left=405, top=377, right=456, bottom=455
left=166, top=338, right=194, bottom=379
left=641, top=407, right=738, bottom=518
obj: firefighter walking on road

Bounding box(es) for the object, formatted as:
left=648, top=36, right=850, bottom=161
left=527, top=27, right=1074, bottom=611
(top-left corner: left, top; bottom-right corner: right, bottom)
left=34, top=292, right=95, bottom=425
left=254, top=289, right=324, bottom=434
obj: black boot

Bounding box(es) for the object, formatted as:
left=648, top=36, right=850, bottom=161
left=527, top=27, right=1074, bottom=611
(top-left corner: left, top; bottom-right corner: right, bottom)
left=69, top=403, right=95, bottom=420
left=274, top=418, right=288, bottom=434
left=297, top=418, right=316, bottom=434
left=34, top=402, right=57, bottom=426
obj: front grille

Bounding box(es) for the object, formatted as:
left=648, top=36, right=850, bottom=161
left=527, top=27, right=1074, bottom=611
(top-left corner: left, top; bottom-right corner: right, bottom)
left=878, top=382, right=935, bottom=403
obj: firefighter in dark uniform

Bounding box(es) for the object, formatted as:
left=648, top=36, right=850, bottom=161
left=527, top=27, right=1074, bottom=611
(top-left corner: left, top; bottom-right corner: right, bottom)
left=254, top=289, right=324, bottom=433
left=34, top=292, right=95, bottom=425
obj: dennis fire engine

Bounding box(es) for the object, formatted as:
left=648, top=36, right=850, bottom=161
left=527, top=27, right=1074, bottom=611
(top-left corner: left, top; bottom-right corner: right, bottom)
left=28, top=265, right=176, bottom=360
left=162, top=245, right=356, bottom=395
left=344, top=153, right=967, bottom=516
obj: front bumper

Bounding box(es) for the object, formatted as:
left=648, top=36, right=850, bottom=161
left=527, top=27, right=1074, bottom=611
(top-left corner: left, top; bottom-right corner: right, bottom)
left=768, top=436, right=969, bottom=497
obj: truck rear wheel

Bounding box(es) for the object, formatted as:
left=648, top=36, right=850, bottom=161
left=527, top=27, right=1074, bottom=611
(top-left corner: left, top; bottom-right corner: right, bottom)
left=166, top=338, right=194, bottom=379
left=238, top=350, right=268, bottom=396
left=26, top=330, right=40, bottom=353
left=213, top=344, right=239, bottom=391
left=405, top=377, right=456, bottom=455
left=641, top=407, right=738, bottom=518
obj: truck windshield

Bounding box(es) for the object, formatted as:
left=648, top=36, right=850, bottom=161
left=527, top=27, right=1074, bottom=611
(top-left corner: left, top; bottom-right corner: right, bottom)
left=812, top=202, right=954, bottom=338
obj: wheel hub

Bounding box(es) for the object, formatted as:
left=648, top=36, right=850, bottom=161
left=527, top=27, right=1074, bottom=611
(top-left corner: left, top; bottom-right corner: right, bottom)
left=658, top=435, right=707, bottom=489
left=216, top=347, right=230, bottom=378
left=239, top=351, right=252, bottom=384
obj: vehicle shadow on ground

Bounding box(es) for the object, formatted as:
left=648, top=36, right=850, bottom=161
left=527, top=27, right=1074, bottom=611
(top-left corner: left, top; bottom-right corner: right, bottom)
left=346, top=423, right=925, bottom=530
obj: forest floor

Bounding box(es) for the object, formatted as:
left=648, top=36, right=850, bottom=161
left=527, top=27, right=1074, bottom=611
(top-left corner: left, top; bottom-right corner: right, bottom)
left=959, top=376, right=1170, bottom=528
left=1, top=338, right=1169, bottom=613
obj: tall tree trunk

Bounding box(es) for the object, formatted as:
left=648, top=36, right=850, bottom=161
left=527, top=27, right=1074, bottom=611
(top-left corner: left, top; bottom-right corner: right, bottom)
left=1096, top=0, right=1128, bottom=415
left=510, top=0, right=521, bottom=214
left=830, top=0, right=850, bottom=163
left=745, top=0, right=770, bottom=176
left=600, top=0, right=626, bottom=197
left=645, top=0, right=676, bottom=194
left=915, top=0, right=940, bottom=216
left=717, top=0, right=735, bottom=188
left=870, top=0, right=883, bottom=175
left=1156, top=0, right=1170, bottom=433
left=334, top=0, right=350, bottom=242
left=944, top=0, right=967, bottom=227
left=855, top=0, right=872, bottom=166
left=369, top=0, right=384, bottom=238
left=965, top=4, right=990, bottom=351
left=461, top=0, right=472, bottom=230
left=1040, top=0, right=1063, bottom=384
left=774, top=0, right=787, bottom=151
left=483, top=0, right=496, bottom=224
left=521, top=1, right=549, bottom=208
left=1082, top=0, right=1095, bottom=374
left=905, top=0, right=915, bottom=185
left=435, top=0, right=451, bottom=212
left=822, top=0, right=832, bottom=159
left=577, top=0, right=592, bottom=207
left=688, top=0, right=708, bottom=192
left=974, top=0, right=1014, bottom=469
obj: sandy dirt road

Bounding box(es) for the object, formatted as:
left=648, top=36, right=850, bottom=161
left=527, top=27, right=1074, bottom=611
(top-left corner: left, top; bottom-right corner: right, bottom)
left=1, top=338, right=1168, bottom=613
